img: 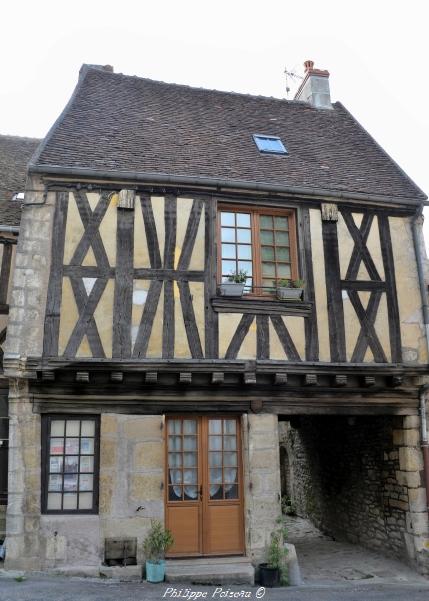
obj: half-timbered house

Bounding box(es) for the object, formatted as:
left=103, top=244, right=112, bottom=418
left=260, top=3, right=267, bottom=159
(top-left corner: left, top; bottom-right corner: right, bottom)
left=3, top=62, right=429, bottom=578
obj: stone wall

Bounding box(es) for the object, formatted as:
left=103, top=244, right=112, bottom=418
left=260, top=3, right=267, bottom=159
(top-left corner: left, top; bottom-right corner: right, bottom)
left=279, top=415, right=429, bottom=575
left=243, top=413, right=282, bottom=565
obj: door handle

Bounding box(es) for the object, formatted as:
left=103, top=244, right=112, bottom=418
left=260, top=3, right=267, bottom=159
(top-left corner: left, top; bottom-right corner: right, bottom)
left=199, top=484, right=203, bottom=500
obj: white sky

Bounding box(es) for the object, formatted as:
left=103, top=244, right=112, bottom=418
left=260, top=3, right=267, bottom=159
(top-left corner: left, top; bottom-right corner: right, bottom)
left=2, top=1, right=429, bottom=238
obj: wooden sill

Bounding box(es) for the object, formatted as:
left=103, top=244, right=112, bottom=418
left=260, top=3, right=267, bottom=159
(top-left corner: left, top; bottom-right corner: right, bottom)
left=211, top=296, right=312, bottom=316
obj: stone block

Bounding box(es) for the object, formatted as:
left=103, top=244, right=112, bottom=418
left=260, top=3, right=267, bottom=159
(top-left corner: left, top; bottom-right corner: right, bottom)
left=389, top=499, right=408, bottom=511
left=123, top=416, right=163, bottom=440
left=409, top=512, right=429, bottom=536
left=399, top=447, right=423, bottom=472
left=248, top=414, right=278, bottom=433
left=396, top=469, right=421, bottom=488
left=133, top=441, right=163, bottom=469
left=130, top=474, right=163, bottom=501
left=403, top=429, right=420, bottom=447
left=409, top=488, right=429, bottom=513
left=99, top=474, right=114, bottom=515
left=403, top=416, right=420, bottom=429
left=100, top=439, right=117, bottom=468
left=46, top=535, right=67, bottom=561
left=101, top=415, right=119, bottom=436
left=23, top=447, right=41, bottom=470
left=393, top=429, right=404, bottom=445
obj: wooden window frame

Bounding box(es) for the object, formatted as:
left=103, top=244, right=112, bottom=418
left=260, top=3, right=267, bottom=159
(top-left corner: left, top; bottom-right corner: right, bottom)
left=217, top=203, right=299, bottom=297
left=41, top=414, right=100, bottom=515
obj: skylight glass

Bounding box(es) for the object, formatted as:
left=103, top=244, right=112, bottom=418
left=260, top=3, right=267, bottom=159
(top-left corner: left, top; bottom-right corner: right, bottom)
left=253, top=135, right=288, bottom=155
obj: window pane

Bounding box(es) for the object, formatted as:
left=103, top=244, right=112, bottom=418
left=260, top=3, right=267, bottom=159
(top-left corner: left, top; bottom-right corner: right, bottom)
left=237, top=229, right=251, bottom=243
left=49, top=456, right=63, bottom=473
left=237, top=245, right=251, bottom=260
left=49, top=474, right=62, bottom=491
left=79, top=474, right=93, bottom=491
left=184, top=436, right=197, bottom=451
left=64, top=456, right=79, bottom=473
left=81, top=421, right=95, bottom=436
left=168, top=420, right=181, bottom=435
left=275, top=231, right=289, bottom=245
left=262, top=262, right=275, bottom=277
left=64, top=474, right=78, bottom=492
left=236, top=213, right=250, bottom=227
left=168, top=453, right=182, bottom=468
left=209, top=452, right=222, bottom=467
left=66, top=420, right=80, bottom=436
left=209, top=420, right=222, bottom=434
left=238, top=261, right=252, bottom=275
left=221, top=260, right=236, bottom=276
left=260, top=215, right=273, bottom=228
left=169, top=486, right=182, bottom=501
left=275, top=216, right=288, bottom=229
left=278, top=264, right=291, bottom=277
left=225, top=484, right=238, bottom=499
left=80, top=456, right=94, bottom=473
left=51, top=420, right=64, bottom=437
left=183, top=469, right=197, bottom=485
left=224, top=452, right=237, bottom=467
left=263, top=278, right=276, bottom=288
left=209, top=436, right=222, bottom=451
left=79, top=492, right=93, bottom=510
left=184, top=486, right=197, bottom=500
left=221, top=212, right=235, bottom=226
left=261, top=247, right=274, bottom=261
left=210, top=468, right=223, bottom=484
left=221, top=227, right=235, bottom=243
left=168, top=436, right=181, bottom=451
left=224, top=436, right=237, bottom=451
left=224, top=468, right=237, bottom=484
left=183, top=420, right=197, bottom=435
left=65, top=438, right=79, bottom=455
left=183, top=452, right=197, bottom=467
left=221, top=244, right=236, bottom=259
left=260, top=230, right=274, bottom=245
left=224, top=420, right=236, bottom=435
left=63, top=493, right=78, bottom=510
left=50, top=438, right=64, bottom=455
left=47, top=493, right=62, bottom=510
left=80, top=438, right=94, bottom=455
left=276, top=247, right=290, bottom=261
left=170, top=469, right=182, bottom=484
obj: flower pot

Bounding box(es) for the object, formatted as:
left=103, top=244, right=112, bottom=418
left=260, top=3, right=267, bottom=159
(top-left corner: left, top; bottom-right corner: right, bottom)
left=145, top=559, right=165, bottom=583
left=259, top=563, right=280, bottom=588
left=219, top=282, right=245, bottom=297
left=276, top=287, right=303, bottom=301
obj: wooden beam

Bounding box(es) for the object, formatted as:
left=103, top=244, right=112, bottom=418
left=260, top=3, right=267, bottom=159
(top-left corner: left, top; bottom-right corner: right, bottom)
left=0, top=243, right=13, bottom=305
left=118, top=189, right=135, bottom=209
left=113, top=206, right=134, bottom=358
left=301, top=207, right=319, bottom=361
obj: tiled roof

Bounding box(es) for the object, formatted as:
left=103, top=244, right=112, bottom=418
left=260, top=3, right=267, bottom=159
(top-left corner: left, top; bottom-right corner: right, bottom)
left=32, top=66, right=426, bottom=203
left=0, top=134, right=41, bottom=227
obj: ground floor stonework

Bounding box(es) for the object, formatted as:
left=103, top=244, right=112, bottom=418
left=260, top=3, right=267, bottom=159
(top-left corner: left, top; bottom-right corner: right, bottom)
left=2, top=380, right=429, bottom=579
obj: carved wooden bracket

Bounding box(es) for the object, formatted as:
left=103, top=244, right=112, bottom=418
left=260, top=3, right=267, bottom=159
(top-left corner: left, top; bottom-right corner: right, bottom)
left=274, top=373, right=288, bottom=385
left=363, top=376, right=376, bottom=387
left=244, top=372, right=257, bottom=385
left=145, top=372, right=158, bottom=384
left=211, top=372, right=224, bottom=384
left=391, top=375, right=403, bottom=388
left=41, top=370, right=55, bottom=381
left=118, top=189, right=136, bottom=210
left=75, top=371, right=89, bottom=382
left=251, top=399, right=263, bottom=413
left=334, top=374, right=347, bottom=387
left=305, top=373, right=318, bottom=386
left=179, top=372, right=192, bottom=384
left=321, top=203, right=338, bottom=222
left=110, top=371, right=123, bottom=382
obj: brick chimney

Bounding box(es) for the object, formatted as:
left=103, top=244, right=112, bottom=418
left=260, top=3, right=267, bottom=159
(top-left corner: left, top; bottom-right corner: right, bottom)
left=294, top=60, right=332, bottom=109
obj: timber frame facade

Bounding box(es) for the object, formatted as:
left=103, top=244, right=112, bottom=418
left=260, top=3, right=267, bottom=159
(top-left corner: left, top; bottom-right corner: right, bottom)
left=2, top=64, right=429, bottom=575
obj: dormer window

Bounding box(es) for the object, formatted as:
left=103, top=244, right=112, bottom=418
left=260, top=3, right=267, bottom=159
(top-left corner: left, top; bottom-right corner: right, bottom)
left=253, top=135, right=288, bottom=155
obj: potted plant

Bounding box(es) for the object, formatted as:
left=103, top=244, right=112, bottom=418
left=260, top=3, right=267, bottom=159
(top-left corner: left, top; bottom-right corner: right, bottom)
left=143, top=520, right=174, bottom=583
left=219, top=269, right=248, bottom=297
left=259, top=517, right=288, bottom=587
left=276, top=278, right=305, bottom=301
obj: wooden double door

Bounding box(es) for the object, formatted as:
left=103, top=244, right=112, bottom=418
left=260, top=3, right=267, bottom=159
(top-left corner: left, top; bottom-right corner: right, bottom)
left=165, top=416, right=244, bottom=557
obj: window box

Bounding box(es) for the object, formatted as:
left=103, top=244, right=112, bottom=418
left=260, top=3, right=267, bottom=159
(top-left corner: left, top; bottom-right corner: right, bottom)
left=218, top=282, right=246, bottom=297
left=276, top=287, right=304, bottom=301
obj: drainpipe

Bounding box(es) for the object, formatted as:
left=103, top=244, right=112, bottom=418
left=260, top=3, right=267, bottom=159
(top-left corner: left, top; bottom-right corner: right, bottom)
left=411, top=208, right=429, bottom=511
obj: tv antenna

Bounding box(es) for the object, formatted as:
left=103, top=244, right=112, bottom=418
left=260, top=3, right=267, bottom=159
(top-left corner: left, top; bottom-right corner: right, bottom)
left=284, top=66, right=303, bottom=98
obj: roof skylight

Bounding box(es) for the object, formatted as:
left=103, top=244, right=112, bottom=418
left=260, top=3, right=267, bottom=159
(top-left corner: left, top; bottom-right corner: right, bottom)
left=253, top=135, right=288, bottom=155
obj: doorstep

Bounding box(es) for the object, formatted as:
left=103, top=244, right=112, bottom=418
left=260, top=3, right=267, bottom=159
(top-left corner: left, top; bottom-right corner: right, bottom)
left=165, top=556, right=255, bottom=585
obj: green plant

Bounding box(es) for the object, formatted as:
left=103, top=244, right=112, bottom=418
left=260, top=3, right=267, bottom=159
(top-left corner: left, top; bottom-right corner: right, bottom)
left=276, top=278, right=305, bottom=289
left=281, top=495, right=297, bottom=516
left=267, top=516, right=289, bottom=585
left=143, top=520, right=174, bottom=564
left=227, top=269, right=248, bottom=284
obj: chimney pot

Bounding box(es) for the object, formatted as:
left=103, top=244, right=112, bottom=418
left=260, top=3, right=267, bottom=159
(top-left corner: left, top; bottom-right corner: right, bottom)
left=304, top=60, right=314, bottom=72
